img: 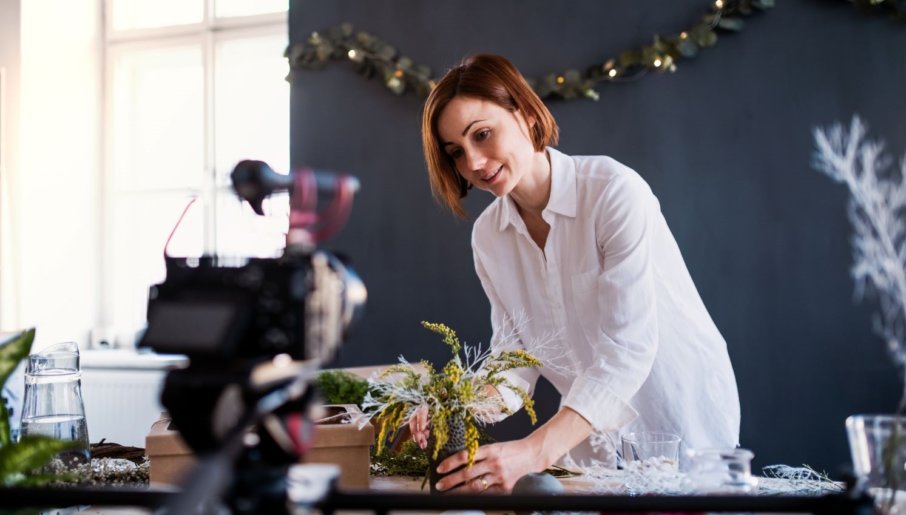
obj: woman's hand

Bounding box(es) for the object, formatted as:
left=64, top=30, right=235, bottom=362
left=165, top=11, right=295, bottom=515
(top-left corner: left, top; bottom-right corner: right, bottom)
left=434, top=407, right=594, bottom=494
left=408, top=405, right=430, bottom=449
left=433, top=438, right=544, bottom=493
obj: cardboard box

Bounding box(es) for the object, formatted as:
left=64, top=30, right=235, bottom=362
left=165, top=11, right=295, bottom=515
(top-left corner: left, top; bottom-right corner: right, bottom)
left=303, top=404, right=374, bottom=490
left=145, top=413, right=196, bottom=486
left=145, top=404, right=375, bottom=489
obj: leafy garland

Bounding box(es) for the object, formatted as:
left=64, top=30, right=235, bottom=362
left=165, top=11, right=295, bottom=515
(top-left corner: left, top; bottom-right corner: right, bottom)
left=285, top=0, right=775, bottom=101
left=848, top=0, right=906, bottom=21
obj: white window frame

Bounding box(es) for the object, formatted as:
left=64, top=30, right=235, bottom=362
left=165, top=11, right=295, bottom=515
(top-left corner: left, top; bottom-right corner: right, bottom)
left=101, top=1, right=287, bottom=346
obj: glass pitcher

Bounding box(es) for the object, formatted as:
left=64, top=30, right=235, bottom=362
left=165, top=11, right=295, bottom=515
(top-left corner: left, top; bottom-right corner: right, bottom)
left=20, top=341, right=90, bottom=465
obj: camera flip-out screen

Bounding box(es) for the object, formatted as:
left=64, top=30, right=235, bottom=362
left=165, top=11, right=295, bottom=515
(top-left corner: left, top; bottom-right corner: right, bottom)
left=142, top=299, right=247, bottom=357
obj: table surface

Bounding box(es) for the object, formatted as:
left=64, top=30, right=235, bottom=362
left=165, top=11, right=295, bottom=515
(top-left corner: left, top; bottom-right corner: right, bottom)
left=73, top=471, right=847, bottom=514
left=368, top=474, right=605, bottom=494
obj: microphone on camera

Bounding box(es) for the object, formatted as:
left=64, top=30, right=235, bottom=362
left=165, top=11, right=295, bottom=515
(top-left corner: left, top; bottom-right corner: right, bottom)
left=230, top=160, right=359, bottom=216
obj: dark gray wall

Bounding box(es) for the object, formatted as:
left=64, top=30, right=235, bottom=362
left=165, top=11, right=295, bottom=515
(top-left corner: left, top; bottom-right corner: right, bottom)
left=289, top=0, right=906, bottom=475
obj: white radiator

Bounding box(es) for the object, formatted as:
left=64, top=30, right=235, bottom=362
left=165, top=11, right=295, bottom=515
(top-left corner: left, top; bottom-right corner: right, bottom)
left=81, top=350, right=187, bottom=448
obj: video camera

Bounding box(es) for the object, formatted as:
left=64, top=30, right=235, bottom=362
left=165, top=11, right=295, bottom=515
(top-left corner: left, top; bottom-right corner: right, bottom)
left=140, top=160, right=365, bottom=365
left=137, top=160, right=365, bottom=512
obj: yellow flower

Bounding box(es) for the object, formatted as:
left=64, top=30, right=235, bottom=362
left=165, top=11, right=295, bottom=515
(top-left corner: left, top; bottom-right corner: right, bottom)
left=443, top=361, right=463, bottom=384
left=367, top=321, right=541, bottom=470
left=465, top=418, right=480, bottom=467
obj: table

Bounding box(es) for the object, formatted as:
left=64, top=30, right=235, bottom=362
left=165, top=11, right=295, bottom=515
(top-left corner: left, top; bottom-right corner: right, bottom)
left=326, top=473, right=865, bottom=515
left=0, top=471, right=868, bottom=514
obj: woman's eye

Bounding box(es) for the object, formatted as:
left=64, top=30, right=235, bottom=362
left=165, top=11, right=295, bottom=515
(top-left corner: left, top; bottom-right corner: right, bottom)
left=450, top=148, right=463, bottom=160
left=475, top=129, right=490, bottom=142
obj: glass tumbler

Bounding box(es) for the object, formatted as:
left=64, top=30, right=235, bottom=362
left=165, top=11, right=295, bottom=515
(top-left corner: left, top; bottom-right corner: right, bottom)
left=20, top=342, right=90, bottom=466
left=621, top=431, right=682, bottom=471
left=686, top=448, right=757, bottom=493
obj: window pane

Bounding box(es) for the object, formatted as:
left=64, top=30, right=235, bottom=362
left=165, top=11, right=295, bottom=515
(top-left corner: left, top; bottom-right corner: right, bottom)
left=213, top=32, right=289, bottom=183
left=111, top=0, right=204, bottom=31
left=110, top=192, right=203, bottom=340
left=111, top=43, right=204, bottom=191
left=215, top=0, right=287, bottom=18
left=214, top=191, right=289, bottom=258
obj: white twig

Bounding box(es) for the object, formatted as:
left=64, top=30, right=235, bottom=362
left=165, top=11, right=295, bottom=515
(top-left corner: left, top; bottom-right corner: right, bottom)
left=812, top=116, right=906, bottom=403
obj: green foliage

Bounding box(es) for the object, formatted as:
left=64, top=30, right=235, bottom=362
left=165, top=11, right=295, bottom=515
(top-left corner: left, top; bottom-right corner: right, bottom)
left=286, top=1, right=775, bottom=101
left=851, top=0, right=906, bottom=21
left=370, top=440, right=429, bottom=477
left=0, top=328, right=81, bottom=486
left=371, top=428, right=499, bottom=479
left=316, top=370, right=371, bottom=405
left=0, top=436, right=80, bottom=486
left=0, top=329, right=34, bottom=447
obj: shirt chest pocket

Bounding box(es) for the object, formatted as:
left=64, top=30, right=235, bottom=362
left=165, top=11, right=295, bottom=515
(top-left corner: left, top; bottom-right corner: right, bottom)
left=570, top=267, right=601, bottom=343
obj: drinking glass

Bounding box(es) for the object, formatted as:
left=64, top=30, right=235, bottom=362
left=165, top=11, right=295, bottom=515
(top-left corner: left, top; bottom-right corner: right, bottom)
left=20, top=342, right=91, bottom=466
left=846, top=414, right=906, bottom=513
left=621, top=431, right=682, bottom=471
left=686, top=447, right=757, bottom=493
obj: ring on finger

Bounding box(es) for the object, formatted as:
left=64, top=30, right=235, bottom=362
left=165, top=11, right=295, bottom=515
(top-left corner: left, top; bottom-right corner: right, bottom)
left=479, top=475, right=489, bottom=491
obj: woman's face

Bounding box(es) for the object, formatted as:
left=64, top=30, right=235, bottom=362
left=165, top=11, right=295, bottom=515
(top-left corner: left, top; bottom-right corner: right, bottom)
left=436, top=96, right=537, bottom=198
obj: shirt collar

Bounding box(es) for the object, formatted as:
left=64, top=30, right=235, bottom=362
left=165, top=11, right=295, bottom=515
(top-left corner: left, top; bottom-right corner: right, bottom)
left=497, top=147, right=577, bottom=231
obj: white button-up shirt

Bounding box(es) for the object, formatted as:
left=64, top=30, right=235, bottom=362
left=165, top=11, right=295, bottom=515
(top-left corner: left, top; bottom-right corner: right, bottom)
left=472, top=147, right=740, bottom=466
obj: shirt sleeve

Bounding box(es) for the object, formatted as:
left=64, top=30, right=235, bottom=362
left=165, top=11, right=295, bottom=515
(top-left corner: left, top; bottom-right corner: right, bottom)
left=561, top=168, right=659, bottom=433
left=473, top=239, right=542, bottom=421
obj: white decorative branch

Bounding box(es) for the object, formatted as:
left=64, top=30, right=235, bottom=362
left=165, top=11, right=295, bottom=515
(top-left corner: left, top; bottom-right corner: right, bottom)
left=812, top=116, right=906, bottom=406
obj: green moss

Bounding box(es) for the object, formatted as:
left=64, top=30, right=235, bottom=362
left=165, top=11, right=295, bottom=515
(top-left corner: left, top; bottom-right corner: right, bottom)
left=370, top=440, right=429, bottom=477
left=315, top=370, right=371, bottom=405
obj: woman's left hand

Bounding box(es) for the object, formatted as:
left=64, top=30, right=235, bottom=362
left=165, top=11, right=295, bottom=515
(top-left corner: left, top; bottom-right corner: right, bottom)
left=433, top=438, right=544, bottom=494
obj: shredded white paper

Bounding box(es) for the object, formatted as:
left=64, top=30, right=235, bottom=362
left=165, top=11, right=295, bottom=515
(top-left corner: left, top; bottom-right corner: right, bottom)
left=563, top=463, right=842, bottom=496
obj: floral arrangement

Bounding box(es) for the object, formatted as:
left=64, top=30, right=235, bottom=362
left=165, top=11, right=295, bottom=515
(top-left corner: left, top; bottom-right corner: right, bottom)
left=361, top=321, right=541, bottom=467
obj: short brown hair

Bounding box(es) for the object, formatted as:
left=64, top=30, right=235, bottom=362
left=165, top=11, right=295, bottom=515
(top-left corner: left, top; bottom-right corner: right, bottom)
left=421, top=54, right=559, bottom=218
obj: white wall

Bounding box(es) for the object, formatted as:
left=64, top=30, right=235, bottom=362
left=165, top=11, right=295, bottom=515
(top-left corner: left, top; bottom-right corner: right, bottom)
left=0, top=0, right=22, bottom=332
left=4, top=0, right=103, bottom=350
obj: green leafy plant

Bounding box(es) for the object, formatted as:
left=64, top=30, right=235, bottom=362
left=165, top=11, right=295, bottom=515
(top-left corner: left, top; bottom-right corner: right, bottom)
left=0, top=329, right=80, bottom=486
left=316, top=370, right=371, bottom=406
left=362, top=321, right=540, bottom=468
left=370, top=440, right=430, bottom=477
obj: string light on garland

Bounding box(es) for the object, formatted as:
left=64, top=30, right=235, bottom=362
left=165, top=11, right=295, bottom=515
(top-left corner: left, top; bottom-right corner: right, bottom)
left=285, top=0, right=774, bottom=102
left=285, top=23, right=435, bottom=97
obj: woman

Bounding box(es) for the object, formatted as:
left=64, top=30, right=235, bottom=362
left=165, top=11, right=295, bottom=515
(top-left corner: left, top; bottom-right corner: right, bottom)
left=412, top=54, right=740, bottom=493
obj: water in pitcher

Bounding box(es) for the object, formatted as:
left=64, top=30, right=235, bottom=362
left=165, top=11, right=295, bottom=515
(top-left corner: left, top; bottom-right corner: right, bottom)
left=20, top=342, right=91, bottom=467
left=20, top=414, right=90, bottom=465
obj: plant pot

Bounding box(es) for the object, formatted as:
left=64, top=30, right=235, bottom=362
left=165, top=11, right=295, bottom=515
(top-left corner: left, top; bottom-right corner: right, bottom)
left=846, top=414, right=906, bottom=512
left=427, top=416, right=467, bottom=494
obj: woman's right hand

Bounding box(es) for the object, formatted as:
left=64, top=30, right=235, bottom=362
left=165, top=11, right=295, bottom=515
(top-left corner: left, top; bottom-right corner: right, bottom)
left=409, top=405, right=430, bottom=449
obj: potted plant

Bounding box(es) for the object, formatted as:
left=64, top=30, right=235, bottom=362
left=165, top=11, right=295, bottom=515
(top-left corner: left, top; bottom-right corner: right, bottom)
left=813, top=116, right=906, bottom=512
left=361, top=321, right=540, bottom=492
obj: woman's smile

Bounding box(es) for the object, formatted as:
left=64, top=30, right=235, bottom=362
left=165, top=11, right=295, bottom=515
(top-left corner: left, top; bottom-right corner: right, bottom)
left=482, top=165, right=504, bottom=184
left=437, top=96, right=542, bottom=199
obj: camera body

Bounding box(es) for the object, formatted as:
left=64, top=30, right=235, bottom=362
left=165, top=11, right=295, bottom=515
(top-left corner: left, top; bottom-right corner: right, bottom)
left=137, top=162, right=364, bottom=461
left=141, top=251, right=363, bottom=365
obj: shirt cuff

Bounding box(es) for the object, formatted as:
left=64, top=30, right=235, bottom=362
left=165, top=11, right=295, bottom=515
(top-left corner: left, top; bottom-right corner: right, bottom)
left=563, top=375, right=639, bottom=432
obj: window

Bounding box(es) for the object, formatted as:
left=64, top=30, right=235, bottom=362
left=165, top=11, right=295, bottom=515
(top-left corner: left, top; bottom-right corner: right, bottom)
left=104, top=0, right=289, bottom=345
